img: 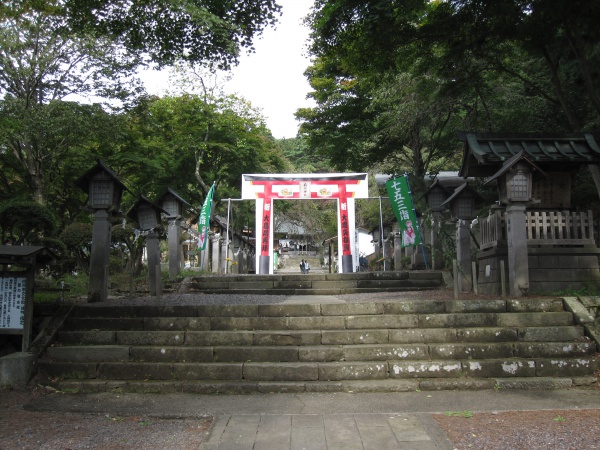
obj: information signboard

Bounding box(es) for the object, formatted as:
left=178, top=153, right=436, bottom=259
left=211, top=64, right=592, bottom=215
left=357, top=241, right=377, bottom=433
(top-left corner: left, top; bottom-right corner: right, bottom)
left=0, top=274, right=27, bottom=331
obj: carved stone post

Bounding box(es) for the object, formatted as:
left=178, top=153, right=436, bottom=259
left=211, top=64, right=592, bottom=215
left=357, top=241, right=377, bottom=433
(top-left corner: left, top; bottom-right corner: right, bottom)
left=456, top=219, right=472, bottom=292
left=89, top=209, right=111, bottom=303
left=167, top=218, right=181, bottom=278
left=146, top=231, right=161, bottom=296
left=220, top=237, right=229, bottom=274
left=506, top=204, right=529, bottom=296
left=211, top=233, right=220, bottom=274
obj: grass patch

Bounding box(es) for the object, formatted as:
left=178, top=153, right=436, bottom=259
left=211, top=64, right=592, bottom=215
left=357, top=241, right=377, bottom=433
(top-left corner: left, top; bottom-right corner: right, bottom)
left=444, top=411, right=474, bottom=418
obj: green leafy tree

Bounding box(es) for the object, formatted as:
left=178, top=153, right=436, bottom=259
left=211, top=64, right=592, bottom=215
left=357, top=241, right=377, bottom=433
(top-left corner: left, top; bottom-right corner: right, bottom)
left=0, top=200, right=56, bottom=245
left=58, top=222, right=92, bottom=273
left=121, top=93, right=287, bottom=215
left=302, top=0, right=600, bottom=197
left=63, top=0, right=281, bottom=70
left=0, top=99, right=123, bottom=212
left=0, top=0, right=282, bottom=206
left=296, top=56, right=378, bottom=172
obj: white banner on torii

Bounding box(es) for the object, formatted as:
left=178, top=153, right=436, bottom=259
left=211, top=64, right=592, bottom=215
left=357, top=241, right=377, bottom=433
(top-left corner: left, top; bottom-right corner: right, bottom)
left=241, top=173, right=369, bottom=274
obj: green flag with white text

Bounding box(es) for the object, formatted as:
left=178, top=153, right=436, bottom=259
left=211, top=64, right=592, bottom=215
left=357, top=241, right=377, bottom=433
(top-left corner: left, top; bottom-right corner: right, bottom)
left=385, top=176, right=420, bottom=247
left=198, top=182, right=215, bottom=251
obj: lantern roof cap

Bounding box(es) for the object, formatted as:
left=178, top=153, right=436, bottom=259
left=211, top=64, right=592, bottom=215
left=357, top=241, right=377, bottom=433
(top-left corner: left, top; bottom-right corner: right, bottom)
left=159, top=188, right=190, bottom=206
left=74, top=159, right=129, bottom=193
left=126, top=195, right=169, bottom=223
left=440, top=182, right=484, bottom=208
left=484, top=150, right=546, bottom=186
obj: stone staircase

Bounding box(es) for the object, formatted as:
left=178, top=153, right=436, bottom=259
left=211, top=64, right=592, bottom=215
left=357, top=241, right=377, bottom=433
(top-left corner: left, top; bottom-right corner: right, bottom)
left=37, top=298, right=599, bottom=394
left=185, top=271, right=444, bottom=295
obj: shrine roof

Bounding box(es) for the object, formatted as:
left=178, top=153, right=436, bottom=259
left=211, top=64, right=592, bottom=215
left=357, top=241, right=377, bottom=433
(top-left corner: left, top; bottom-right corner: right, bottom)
left=440, top=182, right=484, bottom=208
left=457, top=132, right=600, bottom=177
left=0, top=245, right=57, bottom=265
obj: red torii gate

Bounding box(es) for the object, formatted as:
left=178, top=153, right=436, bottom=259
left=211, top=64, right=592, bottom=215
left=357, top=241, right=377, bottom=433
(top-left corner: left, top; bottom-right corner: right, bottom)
left=241, top=173, right=369, bottom=274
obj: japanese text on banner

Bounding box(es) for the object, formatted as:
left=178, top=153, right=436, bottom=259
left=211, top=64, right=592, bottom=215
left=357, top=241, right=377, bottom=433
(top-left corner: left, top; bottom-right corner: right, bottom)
left=385, top=176, right=421, bottom=247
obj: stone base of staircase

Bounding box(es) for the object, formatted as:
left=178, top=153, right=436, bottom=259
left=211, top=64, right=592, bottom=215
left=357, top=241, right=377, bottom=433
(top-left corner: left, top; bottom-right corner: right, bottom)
left=36, top=298, right=600, bottom=394
left=48, top=376, right=598, bottom=395
left=186, top=271, right=444, bottom=295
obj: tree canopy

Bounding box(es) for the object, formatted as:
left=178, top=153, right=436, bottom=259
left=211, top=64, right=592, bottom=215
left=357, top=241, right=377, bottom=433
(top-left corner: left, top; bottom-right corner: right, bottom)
left=0, top=0, right=283, bottom=206
left=300, top=0, right=600, bottom=182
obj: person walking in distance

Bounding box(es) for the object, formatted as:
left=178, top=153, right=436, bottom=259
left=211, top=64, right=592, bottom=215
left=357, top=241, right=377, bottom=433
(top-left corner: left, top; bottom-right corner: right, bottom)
left=300, top=259, right=305, bottom=273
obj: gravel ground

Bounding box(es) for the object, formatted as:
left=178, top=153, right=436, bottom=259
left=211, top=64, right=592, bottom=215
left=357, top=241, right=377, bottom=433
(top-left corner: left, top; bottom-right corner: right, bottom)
left=89, top=286, right=512, bottom=306
left=433, top=409, right=600, bottom=449
left=0, top=386, right=213, bottom=450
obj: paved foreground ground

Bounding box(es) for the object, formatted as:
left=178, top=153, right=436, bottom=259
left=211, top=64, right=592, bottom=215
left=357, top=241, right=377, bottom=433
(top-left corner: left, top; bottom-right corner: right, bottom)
left=26, top=388, right=600, bottom=449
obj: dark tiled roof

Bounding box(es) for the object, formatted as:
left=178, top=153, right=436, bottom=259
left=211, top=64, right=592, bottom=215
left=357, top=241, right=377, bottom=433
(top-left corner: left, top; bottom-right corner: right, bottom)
left=457, top=132, right=600, bottom=177
left=0, top=245, right=57, bottom=265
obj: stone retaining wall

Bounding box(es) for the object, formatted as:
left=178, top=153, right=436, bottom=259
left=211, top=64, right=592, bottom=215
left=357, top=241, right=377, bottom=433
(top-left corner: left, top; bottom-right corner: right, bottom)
left=477, top=246, right=600, bottom=295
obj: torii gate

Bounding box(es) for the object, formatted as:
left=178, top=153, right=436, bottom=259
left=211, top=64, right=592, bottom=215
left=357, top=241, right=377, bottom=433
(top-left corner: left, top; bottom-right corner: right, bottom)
left=241, top=173, right=369, bottom=274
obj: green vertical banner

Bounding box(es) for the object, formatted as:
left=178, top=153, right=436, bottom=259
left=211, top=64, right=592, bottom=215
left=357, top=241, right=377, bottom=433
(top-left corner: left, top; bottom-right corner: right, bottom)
left=198, top=182, right=215, bottom=251
left=386, top=176, right=421, bottom=247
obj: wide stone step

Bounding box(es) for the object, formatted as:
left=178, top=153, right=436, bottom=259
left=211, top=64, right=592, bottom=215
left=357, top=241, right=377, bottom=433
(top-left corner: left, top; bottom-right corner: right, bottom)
left=56, top=325, right=587, bottom=347
left=39, top=356, right=599, bottom=382
left=45, top=340, right=597, bottom=364
left=187, top=271, right=444, bottom=294
left=53, top=376, right=596, bottom=395
left=60, top=309, right=575, bottom=332
left=57, top=298, right=566, bottom=320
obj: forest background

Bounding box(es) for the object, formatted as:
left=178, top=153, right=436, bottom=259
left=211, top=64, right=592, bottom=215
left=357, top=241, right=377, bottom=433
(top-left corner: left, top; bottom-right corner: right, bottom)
left=1, top=0, right=599, bottom=282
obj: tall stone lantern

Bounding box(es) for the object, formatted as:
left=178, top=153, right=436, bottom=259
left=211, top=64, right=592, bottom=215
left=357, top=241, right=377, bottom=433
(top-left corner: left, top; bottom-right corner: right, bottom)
left=440, top=182, right=482, bottom=292
left=159, top=188, right=190, bottom=279
left=75, top=160, right=128, bottom=303
left=424, top=179, right=451, bottom=269
left=485, top=151, right=545, bottom=296
left=127, top=196, right=167, bottom=296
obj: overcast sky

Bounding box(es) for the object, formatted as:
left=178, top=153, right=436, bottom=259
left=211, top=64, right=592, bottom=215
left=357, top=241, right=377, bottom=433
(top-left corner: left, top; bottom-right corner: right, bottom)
left=226, top=0, right=315, bottom=139
left=143, top=0, right=315, bottom=139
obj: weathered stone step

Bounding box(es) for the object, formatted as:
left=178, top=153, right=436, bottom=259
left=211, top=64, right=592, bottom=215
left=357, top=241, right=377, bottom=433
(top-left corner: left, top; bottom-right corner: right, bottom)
left=60, top=311, right=575, bottom=334
left=56, top=325, right=587, bottom=347
left=56, top=298, right=566, bottom=320
left=46, top=341, right=596, bottom=364
left=187, top=271, right=444, bottom=294
left=53, top=375, right=598, bottom=395
left=37, top=298, right=600, bottom=393
left=39, top=356, right=599, bottom=382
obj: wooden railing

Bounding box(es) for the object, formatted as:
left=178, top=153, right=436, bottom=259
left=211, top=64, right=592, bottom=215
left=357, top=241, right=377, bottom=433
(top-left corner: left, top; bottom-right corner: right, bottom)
left=479, top=210, right=595, bottom=249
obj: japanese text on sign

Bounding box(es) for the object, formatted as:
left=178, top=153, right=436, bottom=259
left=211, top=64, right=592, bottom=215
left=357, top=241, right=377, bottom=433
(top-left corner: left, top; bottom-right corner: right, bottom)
left=0, top=276, right=26, bottom=330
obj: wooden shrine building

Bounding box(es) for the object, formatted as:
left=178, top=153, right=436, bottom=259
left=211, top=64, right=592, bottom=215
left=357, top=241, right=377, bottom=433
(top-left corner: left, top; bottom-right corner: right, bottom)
left=457, top=131, right=600, bottom=295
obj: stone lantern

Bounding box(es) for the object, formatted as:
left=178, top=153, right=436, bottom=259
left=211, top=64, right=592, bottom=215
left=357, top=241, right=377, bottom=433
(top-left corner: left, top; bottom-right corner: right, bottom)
left=440, top=182, right=480, bottom=221
left=485, top=151, right=546, bottom=296
left=441, top=182, right=483, bottom=292
left=75, top=160, right=128, bottom=303
left=424, top=179, right=451, bottom=213
left=127, top=196, right=167, bottom=296
left=159, top=188, right=190, bottom=278
left=485, top=151, right=544, bottom=205
left=423, top=178, right=452, bottom=270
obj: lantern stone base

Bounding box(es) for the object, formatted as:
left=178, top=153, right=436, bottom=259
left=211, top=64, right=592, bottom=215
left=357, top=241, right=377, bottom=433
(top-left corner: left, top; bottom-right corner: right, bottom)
left=477, top=246, right=600, bottom=295
left=0, top=352, right=36, bottom=386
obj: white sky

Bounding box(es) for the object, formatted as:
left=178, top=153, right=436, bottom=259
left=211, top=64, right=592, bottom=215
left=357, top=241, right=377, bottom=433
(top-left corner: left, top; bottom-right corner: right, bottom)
left=143, top=0, right=315, bottom=139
